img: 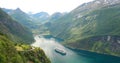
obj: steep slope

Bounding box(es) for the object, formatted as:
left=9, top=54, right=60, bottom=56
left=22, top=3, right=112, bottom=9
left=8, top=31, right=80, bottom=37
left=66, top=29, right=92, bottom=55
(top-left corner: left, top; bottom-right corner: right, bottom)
left=2, top=8, right=38, bottom=30
left=0, top=8, right=51, bottom=63
left=0, top=8, right=34, bottom=43
left=0, top=34, right=22, bottom=63
left=0, top=34, right=51, bottom=63
left=47, top=0, right=120, bottom=56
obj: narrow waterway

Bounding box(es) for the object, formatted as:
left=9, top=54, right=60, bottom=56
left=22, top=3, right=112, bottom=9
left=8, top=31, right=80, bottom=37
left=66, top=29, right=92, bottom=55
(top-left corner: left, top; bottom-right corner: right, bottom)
left=32, top=35, right=120, bottom=63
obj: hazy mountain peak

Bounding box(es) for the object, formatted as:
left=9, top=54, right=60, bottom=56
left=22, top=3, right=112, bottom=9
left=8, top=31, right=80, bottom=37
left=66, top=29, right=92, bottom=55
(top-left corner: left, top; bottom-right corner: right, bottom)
left=15, top=8, right=21, bottom=11
left=49, top=12, right=63, bottom=20
left=33, top=12, right=49, bottom=18
left=14, top=8, right=23, bottom=12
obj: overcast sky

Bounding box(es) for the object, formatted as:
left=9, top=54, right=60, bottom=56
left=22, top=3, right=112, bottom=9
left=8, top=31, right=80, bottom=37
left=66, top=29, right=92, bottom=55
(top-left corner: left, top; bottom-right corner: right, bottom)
left=0, top=0, right=93, bottom=15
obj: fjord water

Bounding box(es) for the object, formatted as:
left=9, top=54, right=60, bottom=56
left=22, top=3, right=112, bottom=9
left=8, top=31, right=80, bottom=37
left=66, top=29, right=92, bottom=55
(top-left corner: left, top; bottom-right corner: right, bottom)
left=32, top=35, right=120, bottom=63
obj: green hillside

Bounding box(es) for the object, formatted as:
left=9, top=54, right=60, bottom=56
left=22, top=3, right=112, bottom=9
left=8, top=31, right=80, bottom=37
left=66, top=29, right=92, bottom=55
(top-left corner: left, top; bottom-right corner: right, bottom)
left=67, top=4, right=120, bottom=41
left=0, top=34, right=22, bottom=63
left=2, top=8, right=39, bottom=31
left=11, top=8, right=38, bottom=29
left=0, top=8, right=51, bottom=63
left=0, top=34, right=51, bottom=63
left=47, top=4, right=120, bottom=56
left=0, top=8, right=34, bottom=44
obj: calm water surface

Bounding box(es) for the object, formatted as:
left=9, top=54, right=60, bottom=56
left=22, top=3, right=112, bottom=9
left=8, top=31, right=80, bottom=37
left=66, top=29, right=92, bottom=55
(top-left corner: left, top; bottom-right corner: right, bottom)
left=32, top=35, right=120, bottom=63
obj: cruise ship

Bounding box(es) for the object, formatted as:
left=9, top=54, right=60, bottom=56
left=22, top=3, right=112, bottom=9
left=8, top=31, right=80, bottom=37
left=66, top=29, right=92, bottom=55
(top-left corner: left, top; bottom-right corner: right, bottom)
left=55, top=48, right=66, bottom=55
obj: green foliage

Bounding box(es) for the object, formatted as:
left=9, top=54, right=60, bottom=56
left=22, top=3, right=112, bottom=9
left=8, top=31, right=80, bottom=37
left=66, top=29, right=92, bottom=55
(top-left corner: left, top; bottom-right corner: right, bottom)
left=0, top=34, right=51, bottom=63
left=18, top=45, right=51, bottom=63
left=0, top=35, right=24, bottom=63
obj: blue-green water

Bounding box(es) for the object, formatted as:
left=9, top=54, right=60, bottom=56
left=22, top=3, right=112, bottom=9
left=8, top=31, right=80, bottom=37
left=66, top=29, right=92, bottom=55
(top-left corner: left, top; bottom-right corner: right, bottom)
left=32, top=35, right=120, bottom=63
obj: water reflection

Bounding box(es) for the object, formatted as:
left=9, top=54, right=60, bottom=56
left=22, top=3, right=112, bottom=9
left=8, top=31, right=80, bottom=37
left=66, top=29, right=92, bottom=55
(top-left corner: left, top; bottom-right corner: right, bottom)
left=32, top=36, right=89, bottom=63
left=32, top=35, right=120, bottom=63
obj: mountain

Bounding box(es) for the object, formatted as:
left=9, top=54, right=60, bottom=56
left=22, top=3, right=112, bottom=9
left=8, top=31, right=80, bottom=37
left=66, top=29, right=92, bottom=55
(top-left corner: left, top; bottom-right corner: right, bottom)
left=29, top=12, right=67, bottom=23
left=28, top=12, right=50, bottom=24
left=49, top=12, right=65, bottom=21
left=47, top=0, right=120, bottom=56
left=32, top=12, right=49, bottom=22
left=37, top=12, right=67, bottom=34
left=2, top=8, right=68, bottom=34
left=0, top=8, right=34, bottom=43
left=71, top=0, right=120, bottom=14
left=32, top=12, right=49, bottom=18
left=0, top=8, right=51, bottom=63
left=2, top=8, right=38, bottom=30
left=29, top=12, right=67, bottom=34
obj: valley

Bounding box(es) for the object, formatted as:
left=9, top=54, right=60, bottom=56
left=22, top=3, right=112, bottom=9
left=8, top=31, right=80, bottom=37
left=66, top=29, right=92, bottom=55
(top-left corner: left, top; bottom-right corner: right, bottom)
left=0, top=0, right=120, bottom=63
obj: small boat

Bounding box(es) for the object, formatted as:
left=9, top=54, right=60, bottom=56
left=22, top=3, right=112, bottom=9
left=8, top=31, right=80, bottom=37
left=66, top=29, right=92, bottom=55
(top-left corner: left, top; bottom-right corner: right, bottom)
left=55, top=48, right=66, bottom=55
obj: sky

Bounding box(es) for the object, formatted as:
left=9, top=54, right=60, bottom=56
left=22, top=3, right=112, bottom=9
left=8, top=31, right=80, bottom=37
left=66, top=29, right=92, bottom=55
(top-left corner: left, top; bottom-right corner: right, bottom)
left=0, top=0, right=93, bottom=15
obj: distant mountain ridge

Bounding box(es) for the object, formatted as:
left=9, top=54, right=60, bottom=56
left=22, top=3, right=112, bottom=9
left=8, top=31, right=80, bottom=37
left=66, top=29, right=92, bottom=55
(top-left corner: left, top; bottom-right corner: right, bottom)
left=29, top=12, right=49, bottom=24
left=2, top=8, right=38, bottom=29
left=2, top=8, right=67, bottom=34
left=32, top=12, right=49, bottom=19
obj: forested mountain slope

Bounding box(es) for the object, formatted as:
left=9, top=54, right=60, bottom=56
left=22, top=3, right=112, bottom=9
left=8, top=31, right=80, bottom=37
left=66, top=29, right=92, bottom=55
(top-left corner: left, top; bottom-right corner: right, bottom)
left=2, top=8, right=38, bottom=30
left=0, top=8, right=51, bottom=63
left=47, top=0, right=120, bottom=56
left=0, top=8, right=34, bottom=43
left=0, top=34, right=51, bottom=63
